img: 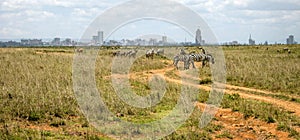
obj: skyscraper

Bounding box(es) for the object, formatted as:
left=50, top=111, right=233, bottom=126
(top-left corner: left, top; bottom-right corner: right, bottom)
left=52, top=38, right=61, bottom=46
left=98, top=31, right=104, bottom=45
left=195, top=29, right=203, bottom=45
left=287, top=35, right=295, bottom=45
left=162, top=36, right=167, bottom=44
left=249, top=34, right=255, bottom=45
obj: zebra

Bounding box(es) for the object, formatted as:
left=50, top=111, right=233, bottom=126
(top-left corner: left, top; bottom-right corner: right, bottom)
left=173, top=54, right=195, bottom=70
left=199, top=47, right=206, bottom=54
left=128, top=49, right=138, bottom=58
left=113, top=51, right=120, bottom=56
left=125, top=50, right=133, bottom=57
left=190, top=53, right=215, bottom=68
left=146, top=49, right=155, bottom=59
left=76, top=48, right=84, bottom=53
left=179, top=49, right=187, bottom=55
left=155, top=49, right=164, bottom=56
left=113, top=50, right=138, bottom=58
left=119, top=52, right=126, bottom=57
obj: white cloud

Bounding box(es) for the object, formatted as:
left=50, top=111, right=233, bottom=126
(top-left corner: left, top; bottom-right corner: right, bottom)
left=0, top=27, right=28, bottom=38
left=0, top=0, right=299, bottom=42
left=0, top=10, right=55, bottom=23
left=0, top=0, right=77, bottom=11
left=0, top=0, right=38, bottom=11
left=72, top=8, right=103, bottom=17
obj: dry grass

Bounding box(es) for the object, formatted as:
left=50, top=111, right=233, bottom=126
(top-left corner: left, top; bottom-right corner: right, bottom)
left=0, top=45, right=300, bottom=139
left=225, top=45, right=300, bottom=95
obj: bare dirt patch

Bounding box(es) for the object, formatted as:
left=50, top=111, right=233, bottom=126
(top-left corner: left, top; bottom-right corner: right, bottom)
left=195, top=102, right=291, bottom=139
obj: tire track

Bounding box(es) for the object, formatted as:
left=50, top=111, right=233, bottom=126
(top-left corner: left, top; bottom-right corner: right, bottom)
left=131, top=66, right=300, bottom=117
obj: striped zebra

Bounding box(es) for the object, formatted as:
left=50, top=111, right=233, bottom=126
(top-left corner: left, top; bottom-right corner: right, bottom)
left=146, top=49, right=155, bottom=59
left=190, top=53, right=215, bottom=68
left=112, top=51, right=120, bottom=56
left=127, top=50, right=138, bottom=58
left=179, top=49, right=187, bottom=55
left=173, top=54, right=195, bottom=70
left=113, top=50, right=138, bottom=58
left=155, top=49, right=164, bottom=56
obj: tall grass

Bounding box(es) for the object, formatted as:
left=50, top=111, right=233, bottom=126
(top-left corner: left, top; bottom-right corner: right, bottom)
left=1, top=45, right=300, bottom=139
left=0, top=48, right=84, bottom=139
left=225, top=45, right=300, bottom=95
left=0, top=49, right=77, bottom=121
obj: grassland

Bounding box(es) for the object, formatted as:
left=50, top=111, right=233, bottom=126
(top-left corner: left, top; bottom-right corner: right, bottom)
left=0, top=45, right=300, bottom=139
left=224, top=45, right=300, bottom=95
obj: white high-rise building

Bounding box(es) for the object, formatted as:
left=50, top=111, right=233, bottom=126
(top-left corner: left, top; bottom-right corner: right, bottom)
left=195, top=29, right=202, bottom=45
left=162, top=36, right=167, bottom=44
left=287, top=35, right=295, bottom=45
left=195, top=29, right=204, bottom=45
left=249, top=34, right=255, bottom=45
left=91, top=31, right=104, bottom=45
left=98, top=31, right=104, bottom=45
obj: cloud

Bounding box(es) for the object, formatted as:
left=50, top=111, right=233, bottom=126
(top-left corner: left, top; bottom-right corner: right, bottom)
left=0, top=10, right=55, bottom=22
left=0, top=27, right=28, bottom=38
left=0, top=0, right=38, bottom=11
left=0, top=0, right=299, bottom=43
left=179, top=0, right=300, bottom=25
left=0, top=0, right=77, bottom=11
left=72, top=8, right=104, bottom=17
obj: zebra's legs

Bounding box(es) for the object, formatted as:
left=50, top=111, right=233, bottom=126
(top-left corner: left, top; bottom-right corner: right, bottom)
left=173, top=60, right=179, bottom=70
left=184, top=61, right=189, bottom=70
left=191, top=60, right=196, bottom=69
left=202, top=60, right=206, bottom=68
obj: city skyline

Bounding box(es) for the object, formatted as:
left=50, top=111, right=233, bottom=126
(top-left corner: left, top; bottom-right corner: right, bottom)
left=1, top=27, right=298, bottom=46
left=0, top=32, right=297, bottom=47
left=1, top=0, right=300, bottom=44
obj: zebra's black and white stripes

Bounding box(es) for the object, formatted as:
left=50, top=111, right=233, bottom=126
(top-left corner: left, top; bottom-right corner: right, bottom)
left=173, top=53, right=215, bottom=70
left=173, top=54, right=195, bottom=70
left=146, top=49, right=155, bottom=59
left=155, top=49, right=164, bottom=56
left=190, top=53, right=215, bottom=68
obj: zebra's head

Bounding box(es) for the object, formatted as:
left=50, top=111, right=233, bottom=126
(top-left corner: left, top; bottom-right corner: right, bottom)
left=207, top=54, right=215, bottom=64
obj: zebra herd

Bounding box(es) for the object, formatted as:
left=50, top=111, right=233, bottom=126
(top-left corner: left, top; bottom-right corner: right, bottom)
left=112, top=48, right=214, bottom=70
left=146, top=48, right=164, bottom=59
left=113, top=48, right=165, bottom=59
left=173, top=49, right=215, bottom=70
left=113, top=49, right=138, bottom=58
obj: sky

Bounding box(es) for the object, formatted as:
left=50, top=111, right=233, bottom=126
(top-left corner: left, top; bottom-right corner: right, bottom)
left=0, top=0, right=299, bottom=44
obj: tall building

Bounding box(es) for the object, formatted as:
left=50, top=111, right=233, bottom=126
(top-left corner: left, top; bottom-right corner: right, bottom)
left=21, top=39, right=43, bottom=46
left=249, top=34, right=255, bottom=45
left=91, top=31, right=104, bottom=45
left=149, top=38, right=157, bottom=46
left=162, top=36, right=167, bottom=44
left=195, top=29, right=203, bottom=45
left=92, top=36, right=98, bottom=44
left=287, top=35, right=295, bottom=45
left=98, top=31, right=104, bottom=45
left=61, top=38, right=72, bottom=46
left=52, top=38, right=61, bottom=46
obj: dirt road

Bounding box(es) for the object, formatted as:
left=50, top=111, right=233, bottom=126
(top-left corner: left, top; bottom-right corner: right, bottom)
left=128, top=65, right=300, bottom=117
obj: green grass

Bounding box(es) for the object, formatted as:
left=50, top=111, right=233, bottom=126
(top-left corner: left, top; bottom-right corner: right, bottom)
left=0, top=48, right=110, bottom=139
left=232, top=88, right=300, bottom=104
left=1, top=45, right=300, bottom=139
left=224, top=45, right=300, bottom=96
left=0, top=49, right=77, bottom=121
